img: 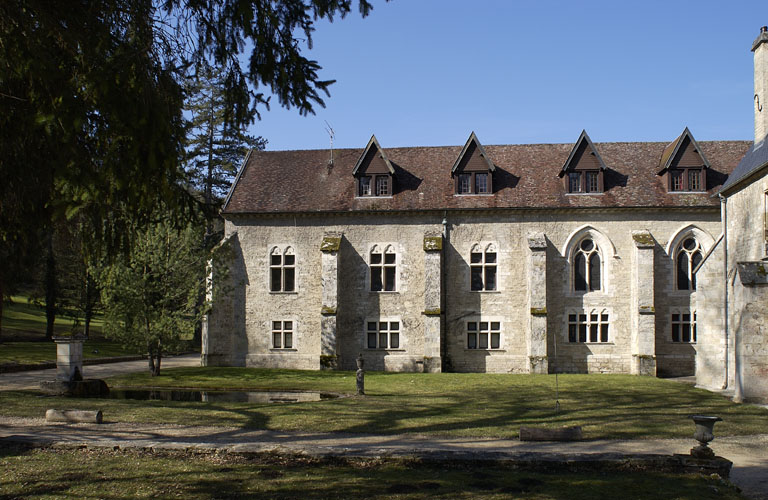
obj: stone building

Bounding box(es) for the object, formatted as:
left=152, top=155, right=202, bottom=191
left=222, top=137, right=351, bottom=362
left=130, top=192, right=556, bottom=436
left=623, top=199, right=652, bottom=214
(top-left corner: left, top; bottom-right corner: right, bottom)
left=203, top=28, right=767, bottom=397
left=695, top=27, right=768, bottom=402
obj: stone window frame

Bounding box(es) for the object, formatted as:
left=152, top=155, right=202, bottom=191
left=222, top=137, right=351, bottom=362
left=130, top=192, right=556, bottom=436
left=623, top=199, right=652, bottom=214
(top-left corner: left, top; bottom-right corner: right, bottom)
left=673, top=236, right=703, bottom=291
left=464, top=317, right=503, bottom=350
left=270, top=319, right=296, bottom=350
left=269, top=245, right=296, bottom=293
left=562, top=225, right=615, bottom=297
left=365, top=318, right=403, bottom=350
left=572, top=237, right=602, bottom=293
left=469, top=242, right=499, bottom=292
left=566, top=308, right=611, bottom=344
left=368, top=243, right=398, bottom=293
left=670, top=309, right=697, bottom=343
left=764, top=190, right=768, bottom=255
left=665, top=225, right=715, bottom=295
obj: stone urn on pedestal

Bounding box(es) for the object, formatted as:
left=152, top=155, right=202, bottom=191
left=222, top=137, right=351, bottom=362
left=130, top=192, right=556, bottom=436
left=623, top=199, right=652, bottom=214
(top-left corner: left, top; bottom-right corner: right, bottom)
left=690, top=415, right=722, bottom=459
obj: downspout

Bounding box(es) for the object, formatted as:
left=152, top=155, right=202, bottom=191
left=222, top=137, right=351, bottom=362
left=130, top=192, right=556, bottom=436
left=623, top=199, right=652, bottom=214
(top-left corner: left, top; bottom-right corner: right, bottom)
left=719, top=194, right=729, bottom=391
left=441, top=212, right=448, bottom=371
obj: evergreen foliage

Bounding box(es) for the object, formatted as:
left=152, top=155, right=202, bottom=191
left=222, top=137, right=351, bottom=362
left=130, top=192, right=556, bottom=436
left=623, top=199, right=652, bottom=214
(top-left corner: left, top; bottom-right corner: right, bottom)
left=98, top=217, right=207, bottom=375
left=184, top=66, right=268, bottom=207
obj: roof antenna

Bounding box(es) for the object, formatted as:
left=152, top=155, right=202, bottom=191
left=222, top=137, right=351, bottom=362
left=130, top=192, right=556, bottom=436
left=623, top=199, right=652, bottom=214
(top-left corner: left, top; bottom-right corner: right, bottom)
left=324, top=121, right=335, bottom=168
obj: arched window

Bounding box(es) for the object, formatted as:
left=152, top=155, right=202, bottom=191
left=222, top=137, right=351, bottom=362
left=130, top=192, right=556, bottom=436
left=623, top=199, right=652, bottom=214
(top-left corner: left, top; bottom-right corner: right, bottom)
left=270, top=246, right=295, bottom=292
left=573, top=238, right=601, bottom=291
left=370, top=244, right=396, bottom=291
left=675, top=237, right=702, bottom=290
left=470, top=243, right=497, bottom=291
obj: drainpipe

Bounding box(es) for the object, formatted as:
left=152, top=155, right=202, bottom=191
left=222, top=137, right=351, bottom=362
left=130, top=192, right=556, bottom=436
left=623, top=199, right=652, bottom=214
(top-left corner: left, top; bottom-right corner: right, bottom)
left=441, top=212, right=448, bottom=371
left=719, top=194, right=730, bottom=392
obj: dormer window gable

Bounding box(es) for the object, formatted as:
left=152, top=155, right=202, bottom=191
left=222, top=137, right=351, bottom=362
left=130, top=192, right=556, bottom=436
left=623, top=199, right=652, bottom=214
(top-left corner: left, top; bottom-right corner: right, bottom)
left=658, top=127, right=709, bottom=193
left=353, top=135, right=395, bottom=197
left=451, top=131, right=495, bottom=195
left=558, top=130, right=607, bottom=194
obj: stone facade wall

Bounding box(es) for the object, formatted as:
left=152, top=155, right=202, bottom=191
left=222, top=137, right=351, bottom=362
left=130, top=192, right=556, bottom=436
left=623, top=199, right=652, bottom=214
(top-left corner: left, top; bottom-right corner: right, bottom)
left=204, top=209, right=723, bottom=374
left=725, top=170, right=768, bottom=401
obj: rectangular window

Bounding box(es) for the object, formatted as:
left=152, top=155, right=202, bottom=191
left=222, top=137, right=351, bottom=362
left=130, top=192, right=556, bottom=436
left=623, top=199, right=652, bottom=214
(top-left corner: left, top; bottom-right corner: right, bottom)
left=688, top=169, right=701, bottom=191
left=585, top=171, right=599, bottom=192
left=670, top=171, right=684, bottom=191
left=458, top=174, right=471, bottom=194
left=370, top=248, right=396, bottom=292
left=467, top=320, right=501, bottom=349
left=375, top=175, right=390, bottom=196
left=470, top=248, right=497, bottom=291
left=764, top=191, right=768, bottom=250
left=272, top=321, right=293, bottom=349
left=270, top=250, right=295, bottom=292
left=568, top=311, right=610, bottom=343
left=367, top=321, right=400, bottom=349
left=569, top=172, right=582, bottom=193
left=359, top=176, right=372, bottom=196
left=475, top=173, right=489, bottom=194
left=671, top=311, right=696, bottom=343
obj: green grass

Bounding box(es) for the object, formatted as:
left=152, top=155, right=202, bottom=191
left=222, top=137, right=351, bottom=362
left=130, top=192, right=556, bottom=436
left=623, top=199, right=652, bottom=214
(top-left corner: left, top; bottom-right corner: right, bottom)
left=1, top=296, right=104, bottom=339
left=2, top=368, right=765, bottom=440
left=0, top=340, right=139, bottom=365
left=0, top=446, right=747, bottom=500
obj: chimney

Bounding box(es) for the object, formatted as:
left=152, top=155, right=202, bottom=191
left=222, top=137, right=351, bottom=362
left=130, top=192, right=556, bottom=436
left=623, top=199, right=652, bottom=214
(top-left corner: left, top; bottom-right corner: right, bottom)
left=752, top=26, right=768, bottom=144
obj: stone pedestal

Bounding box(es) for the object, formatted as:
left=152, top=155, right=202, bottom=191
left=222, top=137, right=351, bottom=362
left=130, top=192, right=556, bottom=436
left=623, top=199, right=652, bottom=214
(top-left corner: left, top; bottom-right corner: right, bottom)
left=320, top=233, right=342, bottom=368
left=631, top=231, right=656, bottom=376
left=422, top=233, right=443, bottom=372
left=54, top=337, right=84, bottom=381
left=527, top=233, right=548, bottom=374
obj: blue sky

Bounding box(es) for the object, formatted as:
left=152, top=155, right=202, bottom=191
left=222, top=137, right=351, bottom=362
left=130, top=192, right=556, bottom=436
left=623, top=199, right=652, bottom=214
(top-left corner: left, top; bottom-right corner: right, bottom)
left=250, top=1, right=768, bottom=151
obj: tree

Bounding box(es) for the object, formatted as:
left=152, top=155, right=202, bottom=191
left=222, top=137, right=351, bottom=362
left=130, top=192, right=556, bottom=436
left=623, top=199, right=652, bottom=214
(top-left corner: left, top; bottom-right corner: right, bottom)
left=1, top=0, right=379, bottom=263
left=99, top=217, right=207, bottom=376
left=185, top=65, right=268, bottom=214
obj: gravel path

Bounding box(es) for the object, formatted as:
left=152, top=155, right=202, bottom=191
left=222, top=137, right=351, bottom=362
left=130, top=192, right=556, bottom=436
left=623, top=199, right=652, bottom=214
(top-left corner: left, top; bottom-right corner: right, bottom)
left=1, top=417, right=766, bottom=499
left=0, top=353, right=201, bottom=390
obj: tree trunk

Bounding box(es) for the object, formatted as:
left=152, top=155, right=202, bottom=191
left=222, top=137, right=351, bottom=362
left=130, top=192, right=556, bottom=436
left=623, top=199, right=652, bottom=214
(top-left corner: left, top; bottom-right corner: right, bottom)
left=147, top=344, right=155, bottom=374
left=83, top=271, right=94, bottom=338
left=45, top=229, right=57, bottom=340
left=0, top=277, right=4, bottom=342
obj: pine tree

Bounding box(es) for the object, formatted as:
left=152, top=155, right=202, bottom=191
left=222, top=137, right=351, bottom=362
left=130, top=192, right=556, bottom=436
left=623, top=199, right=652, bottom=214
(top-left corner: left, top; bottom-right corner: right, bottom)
left=98, top=216, right=208, bottom=376
left=184, top=66, right=267, bottom=213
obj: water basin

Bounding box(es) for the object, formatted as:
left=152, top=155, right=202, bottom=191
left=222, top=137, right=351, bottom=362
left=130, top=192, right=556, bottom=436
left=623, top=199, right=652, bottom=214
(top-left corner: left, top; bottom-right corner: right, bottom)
left=106, top=389, right=340, bottom=403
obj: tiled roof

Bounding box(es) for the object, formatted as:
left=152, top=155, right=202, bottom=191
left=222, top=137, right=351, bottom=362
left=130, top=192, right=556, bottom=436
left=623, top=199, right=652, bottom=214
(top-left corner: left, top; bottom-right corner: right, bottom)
left=223, top=140, right=751, bottom=215
left=720, top=139, right=768, bottom=194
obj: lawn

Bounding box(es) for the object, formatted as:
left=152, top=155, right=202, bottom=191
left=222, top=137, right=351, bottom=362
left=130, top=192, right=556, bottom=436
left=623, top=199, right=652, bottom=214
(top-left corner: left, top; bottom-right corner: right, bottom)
left=0, top=341, right=139, bottom=365
left=0, top=296, right=104, bottom=340
left=1, top=367, right=765, bottom=440
left=0, top=445, right=747, bottom=500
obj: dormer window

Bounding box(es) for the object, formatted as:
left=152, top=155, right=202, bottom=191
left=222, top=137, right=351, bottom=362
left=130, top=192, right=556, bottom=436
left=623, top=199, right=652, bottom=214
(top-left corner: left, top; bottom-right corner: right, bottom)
left=359, top=176, right=371, bottom=196
left=559, top=130, right=607, bottom=194
left=452, top=132, right=495, bottom=196
left=375, top=175, right=390, bottom=196
left=353, top=135, right=395, bottom=198
left=659, top=128, right=709, bottom=193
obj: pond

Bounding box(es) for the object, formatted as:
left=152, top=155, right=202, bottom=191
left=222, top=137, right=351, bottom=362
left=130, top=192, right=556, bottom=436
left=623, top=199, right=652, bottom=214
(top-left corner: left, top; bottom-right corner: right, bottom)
left=105, top=389, right=341, bottom=403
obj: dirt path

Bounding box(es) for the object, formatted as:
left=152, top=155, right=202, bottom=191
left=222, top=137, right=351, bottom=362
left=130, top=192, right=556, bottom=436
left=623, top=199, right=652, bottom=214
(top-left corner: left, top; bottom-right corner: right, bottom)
left=0, top=417, right=766, bottom=499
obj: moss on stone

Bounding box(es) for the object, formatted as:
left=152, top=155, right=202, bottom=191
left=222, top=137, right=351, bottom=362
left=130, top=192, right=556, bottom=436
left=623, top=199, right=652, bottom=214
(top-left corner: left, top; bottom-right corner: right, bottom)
left=632, top=232, right=655, bottom=247
left=639, top=305, right=655, bottom=314
left=530, top=307, right=547, bottom=315
left=423, top=236, right=442, bottom=251
left=320, top=236, right=341, bottom=253
left=321, top=306, right=337, bottom=315
left=423, top=308, right=441, bottom=316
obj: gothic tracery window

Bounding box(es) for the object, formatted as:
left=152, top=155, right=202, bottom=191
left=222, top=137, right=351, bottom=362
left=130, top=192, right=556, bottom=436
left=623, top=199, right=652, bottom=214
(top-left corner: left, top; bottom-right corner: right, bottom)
left=573, top=238, right=601, bottom=291
left=675, top=237, right=702, bottom=290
